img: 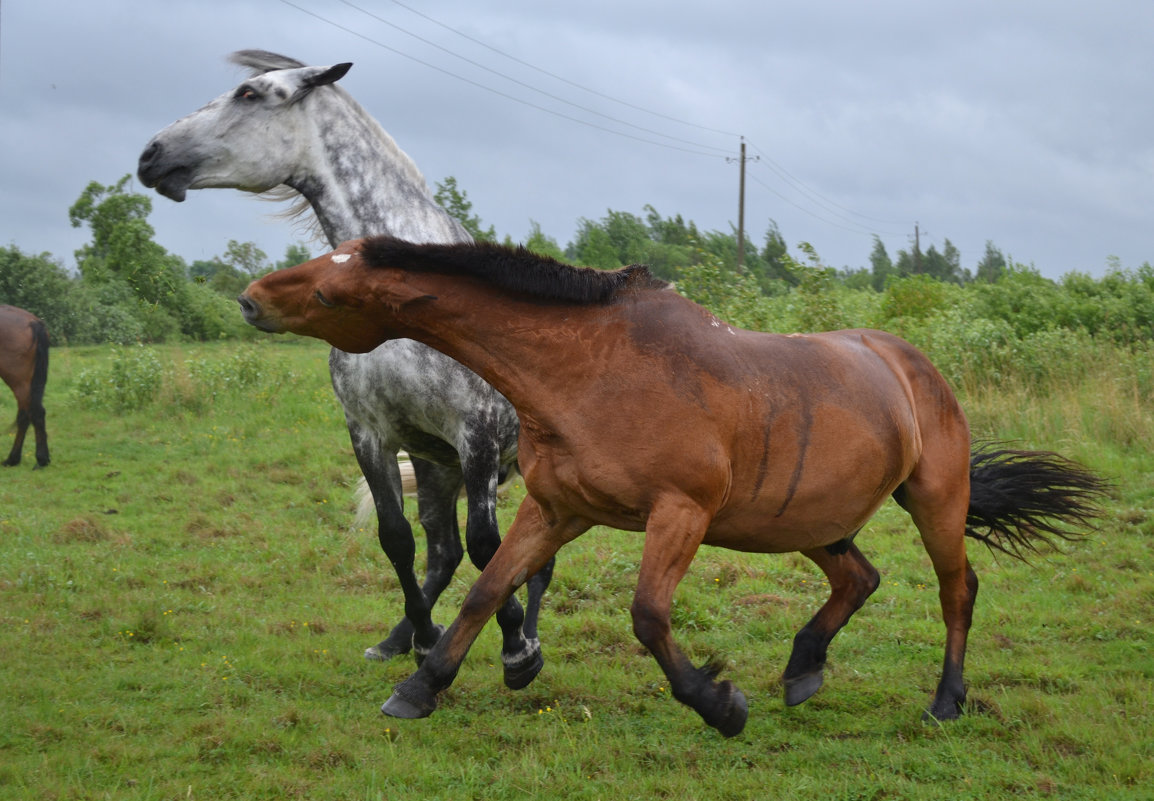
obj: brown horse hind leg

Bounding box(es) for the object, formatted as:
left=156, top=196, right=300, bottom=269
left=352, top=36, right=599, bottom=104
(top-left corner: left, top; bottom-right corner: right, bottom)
left=892, top=473, right=978, bottom=722
left=3, top=407, right=30, bottom=467
left=782, top=540, right=881, bottom=706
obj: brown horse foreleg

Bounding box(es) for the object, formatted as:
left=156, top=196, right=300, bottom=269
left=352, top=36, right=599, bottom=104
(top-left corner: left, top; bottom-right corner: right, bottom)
left=381, top=497, right=577, bottom=719
left=630, top=499, right=748, bottom=737
left=783, top=542, right=881, bottom=706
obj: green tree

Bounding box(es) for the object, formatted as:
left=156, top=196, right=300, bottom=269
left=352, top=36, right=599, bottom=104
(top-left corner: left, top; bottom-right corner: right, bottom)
left=762, top=220, right=796, bottom=286
left=570, top=218, right=622, bottom=269
left=0, top=246, right=74, bottom=326
left=434, top=176, right=496, bottom=242
left=523, top=222, right=567, bottom=262
left=277, top=243, right=312, bottom=271
left=869, top=236, right=895, bottom=290
left=68, top=175, right=186, bottom=308
left=975, top=241, right=1007, bottom=283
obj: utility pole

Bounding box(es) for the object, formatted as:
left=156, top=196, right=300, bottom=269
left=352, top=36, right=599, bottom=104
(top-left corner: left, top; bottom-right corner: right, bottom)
left=727, top=137, right=759, bottom=272
left=913, top=222, right=922, bottom=274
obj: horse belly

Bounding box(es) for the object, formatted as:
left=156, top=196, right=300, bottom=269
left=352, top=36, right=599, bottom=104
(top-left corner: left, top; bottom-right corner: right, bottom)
left=709, top=406, right=914, bottom=552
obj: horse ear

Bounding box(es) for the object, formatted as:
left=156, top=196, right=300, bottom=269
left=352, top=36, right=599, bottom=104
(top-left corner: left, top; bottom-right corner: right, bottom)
left=307, top=62, right=352, bottom=88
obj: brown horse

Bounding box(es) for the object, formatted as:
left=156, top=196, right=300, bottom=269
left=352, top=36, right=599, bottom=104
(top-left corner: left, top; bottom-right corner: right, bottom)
left=239, top=237, right=1105, bottom=737
left=0, top=306, right=50, bottom=469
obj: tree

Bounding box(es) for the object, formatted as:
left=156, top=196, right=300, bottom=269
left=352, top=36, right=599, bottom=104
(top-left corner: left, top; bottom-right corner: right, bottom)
left=869, top=236, right=895, bottom=290
left=762, top=220, right=797, bottom=286
left=523, top=222, right=567, bottom=262
left=68, top=175, right=186, bottom=309
left=569, top=219, right=621, bottom=269
left=277, top=243, right=312, bottom=271
left=975, top=241, right=1007, bottom=283
left=434, top=176, right=496, bottom=242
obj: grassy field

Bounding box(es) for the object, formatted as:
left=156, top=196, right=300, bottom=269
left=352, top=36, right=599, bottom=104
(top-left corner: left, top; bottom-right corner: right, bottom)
left=1, top=339, right=1151, bottom=800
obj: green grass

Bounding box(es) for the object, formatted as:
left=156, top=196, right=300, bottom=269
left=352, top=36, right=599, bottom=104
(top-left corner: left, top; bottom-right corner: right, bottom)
left=1, top=339, right=1152, bottom=800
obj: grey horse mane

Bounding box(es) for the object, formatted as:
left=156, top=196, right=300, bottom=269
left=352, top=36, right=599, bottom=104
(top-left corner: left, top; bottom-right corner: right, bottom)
left=226, top=49, right=435, bottom=246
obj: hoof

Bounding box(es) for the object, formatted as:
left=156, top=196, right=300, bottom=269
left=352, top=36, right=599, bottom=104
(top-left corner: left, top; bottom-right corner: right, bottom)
left=381, top=683, right=437, bottom=719
left=503, top=648, right=544, bottom=690
left=923, top=700, right=964, bottom=723
left=364, top=641, right=406, bottom=662
left=783, top=670, right=824, bottom=707
left=713, top=683, right=748, bottom=738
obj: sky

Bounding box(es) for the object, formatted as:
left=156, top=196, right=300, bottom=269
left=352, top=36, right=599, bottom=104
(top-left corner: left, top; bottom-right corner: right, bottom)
left=1, top=0, right=1152, bottom=280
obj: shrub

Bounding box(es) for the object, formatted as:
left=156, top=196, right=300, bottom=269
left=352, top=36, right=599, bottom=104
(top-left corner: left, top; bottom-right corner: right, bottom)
left=72, top=346, right=167, bottom=411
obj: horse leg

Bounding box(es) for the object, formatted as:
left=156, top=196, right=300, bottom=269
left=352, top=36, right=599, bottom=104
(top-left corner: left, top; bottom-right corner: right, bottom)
left=30, top=401, right=48, bottom=469
left=382, top=496, right=578, bottom=718
left=894, top=473, right=979, bottom=722
left=351, top=428, right=456, bottom=663
left=459, top=439, right=550, bottom=689
left=783, top=540, right=881, bottom=706
left=631, top=498, right=747, bottom=737
left=2, top=405, right=29, bottom=467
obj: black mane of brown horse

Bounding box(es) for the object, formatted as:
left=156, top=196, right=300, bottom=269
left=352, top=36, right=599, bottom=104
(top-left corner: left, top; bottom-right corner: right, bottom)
left=360, top=237, right=670, bottom=304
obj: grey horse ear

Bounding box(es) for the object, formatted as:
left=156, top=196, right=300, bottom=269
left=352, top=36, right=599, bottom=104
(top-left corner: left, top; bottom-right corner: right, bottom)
left=289, top=63, right=352, bottom=104
left=307, top=62, right=352, bottom=88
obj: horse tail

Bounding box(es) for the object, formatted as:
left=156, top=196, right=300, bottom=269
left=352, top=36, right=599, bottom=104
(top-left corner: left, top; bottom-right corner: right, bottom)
left=28, top=320, right=50, bottom=412
left=352, top=454, right=419, bottom=530
left=964, top=444, right=1109, bottom=560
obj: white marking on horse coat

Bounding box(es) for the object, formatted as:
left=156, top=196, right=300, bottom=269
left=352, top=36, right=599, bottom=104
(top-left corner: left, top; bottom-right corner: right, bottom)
left=332, top=253, right=351, bottom=263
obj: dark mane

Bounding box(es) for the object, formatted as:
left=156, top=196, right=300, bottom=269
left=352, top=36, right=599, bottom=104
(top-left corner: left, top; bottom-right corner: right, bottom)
left=360, top=237, right=670, bottom=305
left=230, top=50, right=307, bottom=75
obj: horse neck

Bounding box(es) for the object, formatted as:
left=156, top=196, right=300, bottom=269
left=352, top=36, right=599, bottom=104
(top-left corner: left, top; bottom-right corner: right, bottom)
left=389, top=277, right=610, bottom=418
left=291, top=91, right=470, bottom=248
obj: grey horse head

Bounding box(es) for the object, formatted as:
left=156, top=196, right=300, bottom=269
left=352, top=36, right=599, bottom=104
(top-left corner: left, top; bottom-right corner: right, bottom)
left=137, top=51, right=352, bottom=202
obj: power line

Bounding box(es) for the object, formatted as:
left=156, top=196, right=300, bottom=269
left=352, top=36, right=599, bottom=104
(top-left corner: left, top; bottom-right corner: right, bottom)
left=275, top=0, right=729, bottom=158
left=382, top=0, right=740, bottom=139
left=746, top=139, right=908, bottom=228
left=335, top=0, right=732, bottom=155
left=275, top=0, right=910, bottom=243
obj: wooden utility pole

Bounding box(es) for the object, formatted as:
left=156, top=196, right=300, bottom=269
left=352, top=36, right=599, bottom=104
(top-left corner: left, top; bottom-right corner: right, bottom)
left=728, top=138, right=759, bottom=272
left=914, top=222, right=922, bottom=273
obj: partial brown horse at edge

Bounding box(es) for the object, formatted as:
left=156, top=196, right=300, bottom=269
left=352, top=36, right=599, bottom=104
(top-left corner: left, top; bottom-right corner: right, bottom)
left=239, top=237, right=1106, bottom=737
left=0, top=305, right=50, bottom=468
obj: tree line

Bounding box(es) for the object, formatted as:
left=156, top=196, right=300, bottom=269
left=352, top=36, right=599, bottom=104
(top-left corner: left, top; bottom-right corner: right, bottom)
left=1, top=174, right=1150, bottom=353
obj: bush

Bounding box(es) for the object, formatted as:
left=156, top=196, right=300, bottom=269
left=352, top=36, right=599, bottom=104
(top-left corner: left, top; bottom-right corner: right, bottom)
left=72, top=346, right=167, bottom=411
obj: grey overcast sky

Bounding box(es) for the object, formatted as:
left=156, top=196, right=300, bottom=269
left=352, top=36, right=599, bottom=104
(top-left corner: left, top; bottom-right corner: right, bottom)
left=1, top=0, right=1151, bottom=279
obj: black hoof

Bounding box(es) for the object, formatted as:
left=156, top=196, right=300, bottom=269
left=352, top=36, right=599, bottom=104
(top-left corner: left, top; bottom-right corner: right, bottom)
left=783, top=670, right=824, bottom=706
left=713, top=682, right=748, bottom=738
left=923, top=700, right=964, bottom=723
left=381, top=682, right=437, bottom=719
left=503, top=649, right=544, bottom=690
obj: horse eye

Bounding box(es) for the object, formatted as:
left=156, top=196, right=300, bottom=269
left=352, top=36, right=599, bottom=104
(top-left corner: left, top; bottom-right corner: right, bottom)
left=235, top=86, right=260, bottom=101
left=315, top=290, right=336, bottom=308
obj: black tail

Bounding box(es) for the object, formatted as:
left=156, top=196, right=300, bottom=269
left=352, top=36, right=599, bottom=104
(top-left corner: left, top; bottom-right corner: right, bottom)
left=966, top=445, right=1109, bottom=560
left=28, top=320, right=50, bottom=413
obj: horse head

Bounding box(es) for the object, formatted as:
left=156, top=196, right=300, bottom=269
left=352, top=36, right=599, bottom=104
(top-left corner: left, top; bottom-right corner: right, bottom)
left=238, top=238, right=422, bottom=354
left=137, top=52, right=351, bottom=201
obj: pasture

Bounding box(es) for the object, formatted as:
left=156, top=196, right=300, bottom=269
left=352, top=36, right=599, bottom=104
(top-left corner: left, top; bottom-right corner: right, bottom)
left=1, top=339, right=1151, bottom=800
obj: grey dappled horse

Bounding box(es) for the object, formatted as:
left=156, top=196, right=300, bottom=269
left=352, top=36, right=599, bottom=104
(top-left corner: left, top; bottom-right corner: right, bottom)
left=138, top=50, right=551, bottom=688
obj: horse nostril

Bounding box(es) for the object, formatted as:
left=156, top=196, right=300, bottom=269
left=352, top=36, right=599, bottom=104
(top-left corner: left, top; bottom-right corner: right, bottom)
left=139, top=140, right=160, bottom=167
left=237, top=294, right=258, bottom=318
